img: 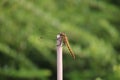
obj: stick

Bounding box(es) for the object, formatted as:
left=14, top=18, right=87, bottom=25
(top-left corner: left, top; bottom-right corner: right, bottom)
left=57, top=34, right=63, bottom=80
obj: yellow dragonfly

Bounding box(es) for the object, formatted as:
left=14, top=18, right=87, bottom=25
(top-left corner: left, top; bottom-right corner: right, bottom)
left=40, top=32, right=75, bottom=59
left=59, top=32, right=75, bottom=59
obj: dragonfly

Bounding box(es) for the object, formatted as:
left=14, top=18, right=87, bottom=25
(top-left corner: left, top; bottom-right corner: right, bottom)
left=58, top=32, right=75, bottom=59
left=39, top=32, right=76, bottom=59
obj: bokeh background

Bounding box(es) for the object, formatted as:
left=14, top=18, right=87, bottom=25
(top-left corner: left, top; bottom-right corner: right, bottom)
left=0, top=0, right=120, bottom=80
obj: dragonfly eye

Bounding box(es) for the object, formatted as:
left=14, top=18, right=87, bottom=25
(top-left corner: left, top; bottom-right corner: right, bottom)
left=59, top=32, right=66, bottom=36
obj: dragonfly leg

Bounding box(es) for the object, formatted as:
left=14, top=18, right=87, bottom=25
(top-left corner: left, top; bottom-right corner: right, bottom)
left=56, top=37, right=63, bottom=46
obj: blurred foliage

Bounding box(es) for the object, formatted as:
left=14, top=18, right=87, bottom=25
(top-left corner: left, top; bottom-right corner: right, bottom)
left=0, top=0, right=120, bottom=80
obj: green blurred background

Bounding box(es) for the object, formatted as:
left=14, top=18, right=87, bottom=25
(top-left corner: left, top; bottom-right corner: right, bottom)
left=0, top=0, right=120, bottom=80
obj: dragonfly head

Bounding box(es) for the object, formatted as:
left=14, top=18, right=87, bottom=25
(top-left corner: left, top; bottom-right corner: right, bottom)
left=59, top=32, right=66, bottom=37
